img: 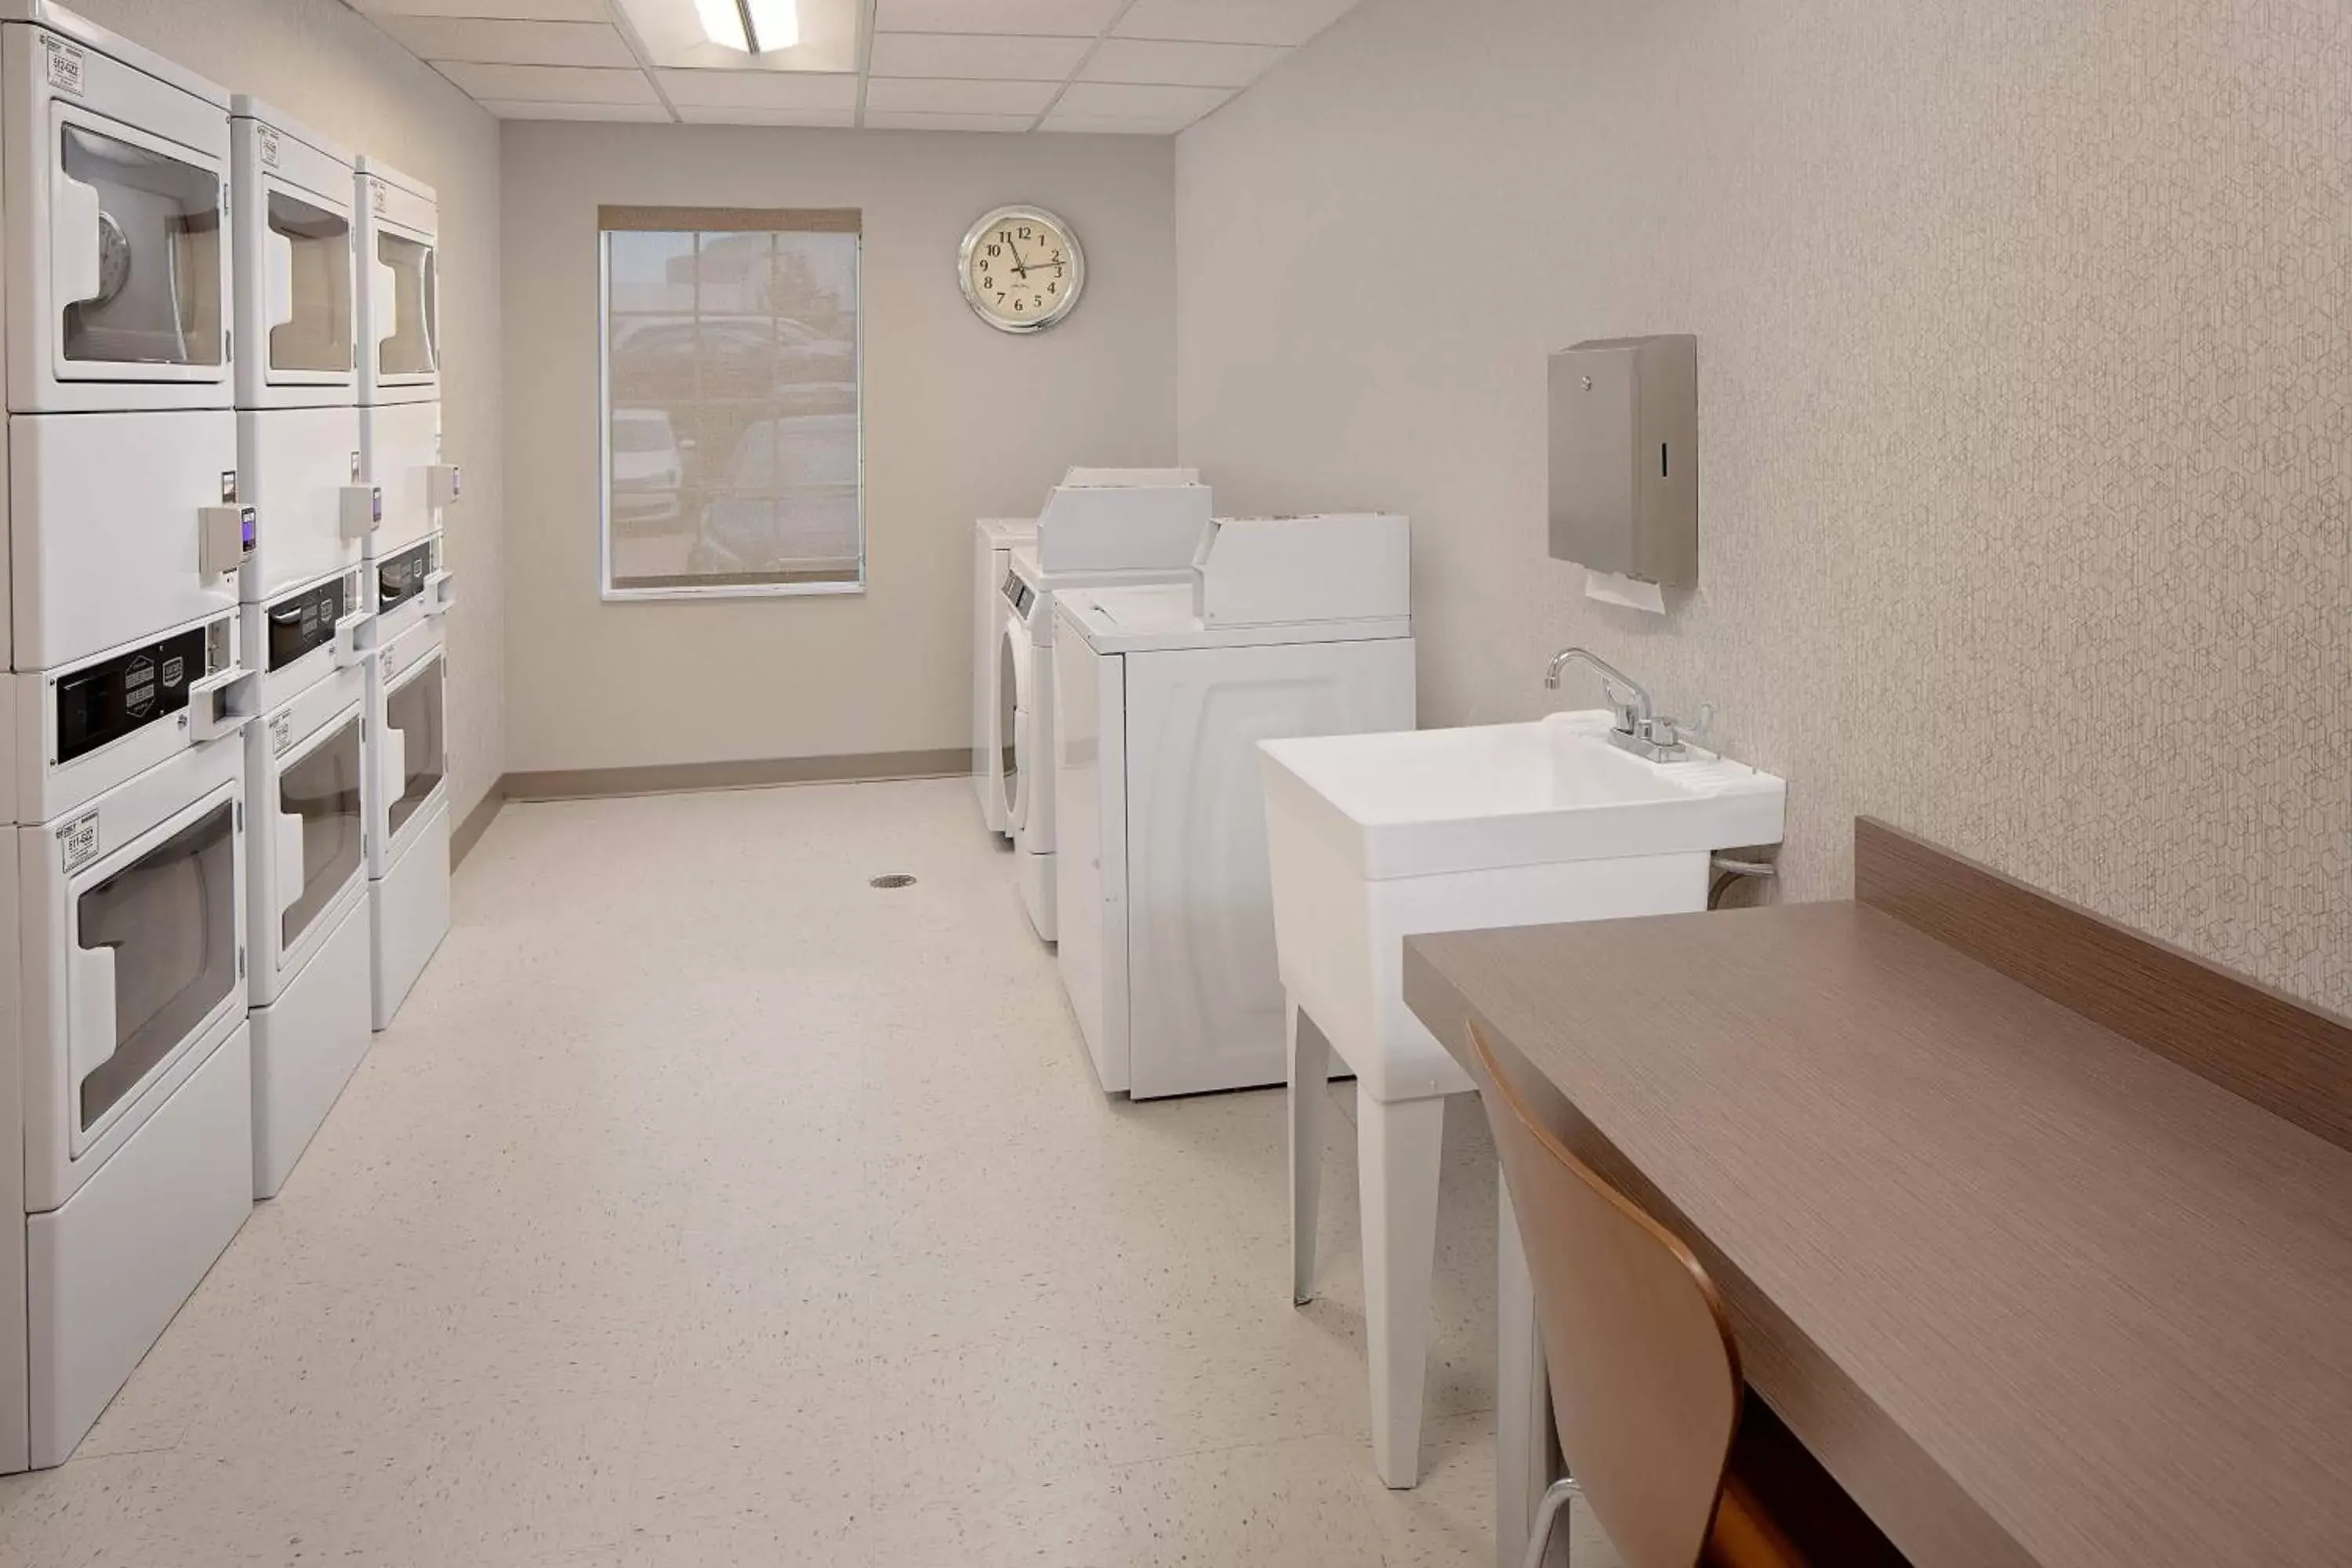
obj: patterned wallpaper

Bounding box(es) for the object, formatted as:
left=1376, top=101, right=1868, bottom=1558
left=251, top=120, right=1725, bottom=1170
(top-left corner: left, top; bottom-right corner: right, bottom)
left=1176, top=0, right=2350, bottom=1009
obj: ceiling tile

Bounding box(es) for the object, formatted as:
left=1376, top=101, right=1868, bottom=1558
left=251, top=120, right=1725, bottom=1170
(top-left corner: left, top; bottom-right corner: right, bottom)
left=1079, top=38, right=1285, bottom=87
left=862, top=111, right=1037, bottom=133
left=673, top=106, right=858, bottom=126
left=1051, top=81, right=1233, bottom=121
left=874, top=0, right=1124, bottom=34
left=1036, top=112, right=1188, bottom=136
left=355, top=0, right=609, bottom=19
left=867, top=33, right=1093, bottom=81
left=377, top=17, right=635, bottom=68
left=437, top=61, right=659, bottom=104
left=656, top=70, right=861, bottom=109
left=864, top=77, right=1060, bottom=114
left=1113, top=0, right=1360, bottom=48
left=476, top=99, right=674, bottom=122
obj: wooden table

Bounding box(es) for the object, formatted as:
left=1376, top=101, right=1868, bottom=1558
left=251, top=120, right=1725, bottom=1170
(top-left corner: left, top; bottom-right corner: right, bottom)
left=1403, top=821, right=2352, bottom=1568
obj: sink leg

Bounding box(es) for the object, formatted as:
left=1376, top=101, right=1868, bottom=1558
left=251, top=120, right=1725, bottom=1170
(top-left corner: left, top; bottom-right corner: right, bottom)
left=1288, top=996, right=1330, bottom=1306
left=1362, top=1091, right=1446, bottom=1489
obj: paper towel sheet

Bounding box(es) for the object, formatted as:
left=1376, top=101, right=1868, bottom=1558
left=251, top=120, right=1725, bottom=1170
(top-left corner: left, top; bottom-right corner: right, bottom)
left=1585, top=569, right=1666, bottom=614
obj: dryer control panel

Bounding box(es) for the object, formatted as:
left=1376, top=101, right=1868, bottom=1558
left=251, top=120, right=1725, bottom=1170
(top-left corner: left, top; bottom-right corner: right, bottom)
left=1001, top=570, right=1034, bottom=616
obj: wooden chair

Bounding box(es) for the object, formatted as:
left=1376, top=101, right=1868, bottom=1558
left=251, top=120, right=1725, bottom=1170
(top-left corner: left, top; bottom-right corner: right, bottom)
left=1465, top=1018, right=1906, bottom=1568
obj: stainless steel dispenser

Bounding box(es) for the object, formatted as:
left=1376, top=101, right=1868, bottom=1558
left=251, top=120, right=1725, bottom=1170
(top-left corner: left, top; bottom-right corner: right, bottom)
left=1548, top=334, right=1697, bottom=588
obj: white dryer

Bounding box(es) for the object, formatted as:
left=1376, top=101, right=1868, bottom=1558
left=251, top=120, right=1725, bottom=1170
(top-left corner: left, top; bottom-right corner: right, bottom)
left=242, top=565, right=372, bottom=1198
left=9, top=681, right=254, bottom=1470
left=0, top=4, right=246, bottom=677
left=231, top=98, right=372, bottom=610
left=354, top=158, right=455, bottom=617
left=1053, top=516, right=1416, bottom=1098
left=971, top=516, right=1033, bottom=837
left=365, top=578, right=448, bottom=1031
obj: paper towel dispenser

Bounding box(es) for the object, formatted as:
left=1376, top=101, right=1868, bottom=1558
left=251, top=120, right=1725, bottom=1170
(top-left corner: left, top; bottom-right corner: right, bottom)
left=1548, top=334, right=1697, bottom=588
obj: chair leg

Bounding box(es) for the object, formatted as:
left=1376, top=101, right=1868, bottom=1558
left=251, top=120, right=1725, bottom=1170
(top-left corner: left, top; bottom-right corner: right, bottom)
left=1287, top=996, right=1330, bottom=1306
left=1360, top=1092, right=1447, bottom=1489
left=1519, top=1477, right=1582, bottom=1568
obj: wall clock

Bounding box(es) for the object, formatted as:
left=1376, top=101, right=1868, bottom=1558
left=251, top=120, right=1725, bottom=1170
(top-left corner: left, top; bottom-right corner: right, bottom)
left=960, top=205, right=1084, bottom=333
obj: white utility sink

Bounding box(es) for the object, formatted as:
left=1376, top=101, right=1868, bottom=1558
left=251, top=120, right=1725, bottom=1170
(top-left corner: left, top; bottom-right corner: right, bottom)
left=1260, top=707, right=1788, bottom=1491
left=1260, top=708, right=1787, bottom=883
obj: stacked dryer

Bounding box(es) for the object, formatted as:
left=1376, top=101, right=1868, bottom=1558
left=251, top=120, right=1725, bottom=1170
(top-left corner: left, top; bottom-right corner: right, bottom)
left=354, top=155, right=456, bottom=1029
left=231, top=100, right=376, bottom=1199
left=0, top=2, right=258, bottom=1470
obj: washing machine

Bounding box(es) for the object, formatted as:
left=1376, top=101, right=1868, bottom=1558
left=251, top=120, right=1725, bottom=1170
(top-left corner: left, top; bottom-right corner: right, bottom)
left=1054, top=516, right=1416, bottom=1098
left=2, top=4, right=245, bottom=675
left=365, top=575, right=448, bottom=1032
left=1000, top=541, right=1207, bottom=944
left=242, top=564, right=371, bottom=1197
left=971, top=516, right=1034, bottom=836
left=988, top=470, right=1210, bottom=895
left=8, top=653, right=255, bottom=1469
left=231, top=98, right=372, bottom=608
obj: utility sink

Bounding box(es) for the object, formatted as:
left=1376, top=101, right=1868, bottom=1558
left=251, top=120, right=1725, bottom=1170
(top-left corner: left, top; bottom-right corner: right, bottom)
left=1260, top=709, right=1786, bottom=883
left=1258, top=710, right=1786, bottom=1100
left=1259, top=710, right=1787, bottom=1495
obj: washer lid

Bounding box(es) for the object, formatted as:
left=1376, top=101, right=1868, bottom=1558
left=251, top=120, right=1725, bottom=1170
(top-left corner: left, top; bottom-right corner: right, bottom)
left=1055, top=584, right=1412, bottom=655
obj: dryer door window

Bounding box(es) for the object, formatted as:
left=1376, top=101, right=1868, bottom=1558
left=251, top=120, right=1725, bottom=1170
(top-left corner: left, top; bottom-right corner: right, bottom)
left=998, top=627, right=1024, bottom=827
left=56, top=120, right=225, bottom=368
left=71, top=800, right=238, bottom=1151
left=376, top=230, right=438, bottom=377
left=266, top=187, right=354, bottom=376
left=385, top=652, right=446, bottom=839
left=280, top=713, right=365, bottom=949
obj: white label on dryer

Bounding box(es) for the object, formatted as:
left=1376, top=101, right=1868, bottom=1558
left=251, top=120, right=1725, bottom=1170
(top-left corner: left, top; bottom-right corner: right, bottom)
left=270, top=713, right=295, bottom=757
left=350, top=450, right=364, bottom=481
left=42, top=35, right=84, bottom=96
left=59, top=811, right=98, bottom=873
left=371, top=180, right=387, bottom=215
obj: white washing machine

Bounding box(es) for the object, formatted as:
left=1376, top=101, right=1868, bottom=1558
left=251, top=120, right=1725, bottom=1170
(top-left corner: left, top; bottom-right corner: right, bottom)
left=986, top=469, right=1210, bottom=886
left=242, top=564, right=372, bottom=1198
left=231, top=97, right=372, bottom=609
left=971, top=516, right=1034, bottom=837
left=365, top=583, right=448, bottom=1031
left=1054, top=516, right=1417, bottom=1098
left=1000, top=541, right=1206, bottom=944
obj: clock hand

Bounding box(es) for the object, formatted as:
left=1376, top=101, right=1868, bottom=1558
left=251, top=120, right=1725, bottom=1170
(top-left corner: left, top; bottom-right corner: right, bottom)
left=1006, top=238, right=1030, bottom=279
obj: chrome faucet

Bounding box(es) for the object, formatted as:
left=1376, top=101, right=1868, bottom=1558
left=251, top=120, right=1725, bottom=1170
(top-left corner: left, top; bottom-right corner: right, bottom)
left=1544, top=647, right=1706, bottom=762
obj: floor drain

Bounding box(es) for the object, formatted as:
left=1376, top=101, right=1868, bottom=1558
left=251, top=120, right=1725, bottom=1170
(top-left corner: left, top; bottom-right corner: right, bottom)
left=869, top=873, right=917, bottom=889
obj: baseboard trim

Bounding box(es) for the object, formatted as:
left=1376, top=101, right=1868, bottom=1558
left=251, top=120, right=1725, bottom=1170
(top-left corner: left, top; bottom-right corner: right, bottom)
left=450, top=782, right=508, bottom=871
left=500, top=749, right=972, bottom=804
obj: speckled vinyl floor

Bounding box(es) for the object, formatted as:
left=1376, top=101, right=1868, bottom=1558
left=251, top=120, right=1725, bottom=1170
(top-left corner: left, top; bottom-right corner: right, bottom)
left=0, top=779, right=1619, bottom=1566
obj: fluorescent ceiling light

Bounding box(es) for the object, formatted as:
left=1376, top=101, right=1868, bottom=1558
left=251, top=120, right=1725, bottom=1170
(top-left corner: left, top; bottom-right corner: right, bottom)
left=695, top=0, right=798, bottom=53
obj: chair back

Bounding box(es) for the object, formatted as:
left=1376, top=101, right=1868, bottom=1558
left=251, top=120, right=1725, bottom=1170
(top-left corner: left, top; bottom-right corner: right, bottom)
left=1466, top=1018, right=1744, bottom=1568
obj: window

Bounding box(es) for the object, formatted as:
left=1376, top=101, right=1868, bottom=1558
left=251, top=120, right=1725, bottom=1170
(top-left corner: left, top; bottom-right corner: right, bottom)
left=599, top=205, right=863, bottom=598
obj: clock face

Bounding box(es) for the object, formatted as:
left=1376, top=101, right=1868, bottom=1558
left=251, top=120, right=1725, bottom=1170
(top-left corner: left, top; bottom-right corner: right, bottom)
left=960, top=206, right=1084, bottom=333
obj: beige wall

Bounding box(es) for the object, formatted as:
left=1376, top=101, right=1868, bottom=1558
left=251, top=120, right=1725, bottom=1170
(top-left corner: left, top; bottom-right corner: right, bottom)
left=76, top=0, right=506, bottom=826
left=500, top=122, right=1176, bottom=772
left=1176, top=0, right=2350, bottom=1008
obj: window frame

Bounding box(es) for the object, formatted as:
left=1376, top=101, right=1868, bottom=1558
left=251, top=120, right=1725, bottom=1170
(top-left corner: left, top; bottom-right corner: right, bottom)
left=596, top=206, right=866, bottom=603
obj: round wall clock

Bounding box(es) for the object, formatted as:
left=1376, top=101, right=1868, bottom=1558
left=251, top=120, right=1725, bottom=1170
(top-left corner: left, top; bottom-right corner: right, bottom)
left=959, top=205, right=1084, bottom=333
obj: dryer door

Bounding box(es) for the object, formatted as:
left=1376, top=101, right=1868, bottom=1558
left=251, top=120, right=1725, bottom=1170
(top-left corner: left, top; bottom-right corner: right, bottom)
left=275, top=710, right=365, bottom=956
left=998, top=620, right=1029, bottom=833
left=371, top=225, right=438, bottom=384
left=382, top=649, right=447, bottom=850
left=261, top=180, right=354, bottom=383
left=67, top=797, right=241, bottom=1157
left=53, top=110, right=226, bottom=376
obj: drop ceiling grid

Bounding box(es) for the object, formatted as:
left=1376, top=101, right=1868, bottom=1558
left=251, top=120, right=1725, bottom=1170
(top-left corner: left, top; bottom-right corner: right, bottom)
left=346, top=0, right=1359, bottom=131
